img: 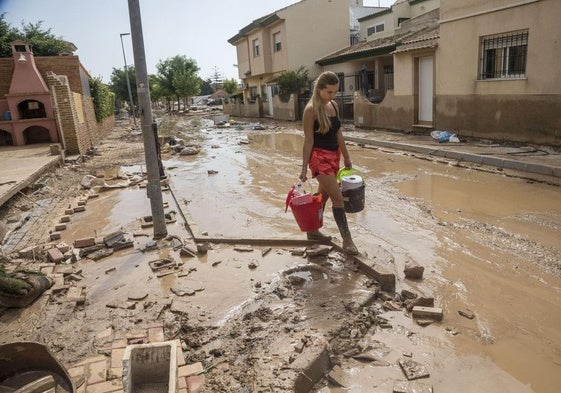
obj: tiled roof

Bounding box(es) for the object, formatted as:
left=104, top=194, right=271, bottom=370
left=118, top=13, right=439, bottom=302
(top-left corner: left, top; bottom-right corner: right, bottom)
left=317, top=23, right=439, bottom=65
left=392, top=25, right=439, bottom=54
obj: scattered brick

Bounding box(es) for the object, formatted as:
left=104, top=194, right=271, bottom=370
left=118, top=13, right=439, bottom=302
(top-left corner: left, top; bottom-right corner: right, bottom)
left=49, top=232, right=61, bottom=241
left=86, top=359, right=108, bottom=385
left=412, top=306, right=443, bottom=321
left=84, top=379, right=122, bottom=393
left=186, top=375, right=205, bottom=393
left=178, top=362, right=204, bottom=378
left=56, top=242, right=71, bottom=253
left=48, top=247, right=64, bottom=263
left=74, top=237, right=95, bottom=248
left=60, top=215, right=71, bottom=223
left=55, top=223, right=67, bottom=231
left=148, top=326, right=165, bottom=343
left=110, top=347, right=126, bottom=369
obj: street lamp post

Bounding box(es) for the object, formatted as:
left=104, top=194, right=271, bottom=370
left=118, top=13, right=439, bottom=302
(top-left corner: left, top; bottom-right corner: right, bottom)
left=119, top=32, right=136, bottom=126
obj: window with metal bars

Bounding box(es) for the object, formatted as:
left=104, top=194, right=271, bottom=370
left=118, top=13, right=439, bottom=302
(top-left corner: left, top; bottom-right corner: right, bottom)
left=480, top=31, right=528, bottom=80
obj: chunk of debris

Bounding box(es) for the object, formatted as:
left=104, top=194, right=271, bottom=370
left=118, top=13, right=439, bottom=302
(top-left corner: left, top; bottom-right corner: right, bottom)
left=261, top=247, right=272, bottom=257
left=446, top=327, right=460, bottom=336
left=404, top=297, right=434, bottom=311
left=112, top=238, right=134, bottom=251
left=458, top=309, right=475, bottom=319
left=412, top=306, right=443, bottom=321
left=403, top=263, right=424, bottom=279
left=78, top=244, right=104, bottom=258
left=393, top=380, right=433, bottom=393
left=415, top=319, right=434, bottom=327
left=74, top=237, right=96, bottom=248
left=294, top=339, right=306, bottom=354
left=290, top=248, right=306, bottom=256
left=234, top=246, right=253, bottom=252
left=149, top=258, right=175, bottom=272
left=48, top=248, right=64, bottom=263
left=88, top=248, right=114, bottom=261
left=179, top=246, right=197, bottom=258
left=180, top=146, right=200, bottom=155
left=398, top=358, right=430, bottom=380
left=383, top=300, right=403, bottom=311
left=401, top=289, right=417, bottom=300
left=196, top=243, right=209, bottom=255
left=128, top=292, right=148, bottom=301
left=327, top=365, right=350, bottom=387
left=103, top=230, right=126, bottom=247
left=171, top=287, right=196, bottom=297
left=207, top=169, right=219, bottom=175
left=18, top=245, right=41, bottom=259
left=305, top=245, right=332, bottom=257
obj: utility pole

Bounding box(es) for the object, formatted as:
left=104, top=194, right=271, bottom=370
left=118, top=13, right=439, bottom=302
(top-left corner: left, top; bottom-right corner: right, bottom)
left=127, top=0, right=167, bottom=239
left=119, top=33, right=136, bottom=127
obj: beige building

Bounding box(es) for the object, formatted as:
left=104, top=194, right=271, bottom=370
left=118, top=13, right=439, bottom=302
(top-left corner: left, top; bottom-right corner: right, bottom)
left=351, top=0, right=560, bottom=146
left=228, top=0, right=378, bottom=116
left=435, top=0, right=561, bottom=145
left=320, top=0, right=440, bottom=124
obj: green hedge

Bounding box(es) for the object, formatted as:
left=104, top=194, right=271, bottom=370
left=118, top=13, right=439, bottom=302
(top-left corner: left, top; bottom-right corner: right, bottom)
left=89, top=77, right=115, bottom=122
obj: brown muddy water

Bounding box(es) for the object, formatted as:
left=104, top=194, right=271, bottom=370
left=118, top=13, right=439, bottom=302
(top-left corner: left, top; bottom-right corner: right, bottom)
left=157, top=117, right=561, bottom=392
left=6, top=116, right=558, bottom=392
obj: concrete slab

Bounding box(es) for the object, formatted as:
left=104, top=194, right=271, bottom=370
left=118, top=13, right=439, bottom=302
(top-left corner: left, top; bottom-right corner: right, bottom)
left=0, top=144, right=62, bottom=207
left=122, top=341, right=178, bottom=393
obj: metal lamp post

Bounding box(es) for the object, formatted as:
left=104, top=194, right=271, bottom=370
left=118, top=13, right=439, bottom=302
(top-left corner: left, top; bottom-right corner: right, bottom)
left=119, top=32, right=136, bottom=126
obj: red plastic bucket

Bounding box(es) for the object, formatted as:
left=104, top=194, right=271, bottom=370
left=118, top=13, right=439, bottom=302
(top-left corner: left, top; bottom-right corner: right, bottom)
left=289, top=194, right=323, bottom=232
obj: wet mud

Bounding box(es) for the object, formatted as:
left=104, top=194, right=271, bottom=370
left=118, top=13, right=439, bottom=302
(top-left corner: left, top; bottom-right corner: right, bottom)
left=1, top=113, right=560, bottom=392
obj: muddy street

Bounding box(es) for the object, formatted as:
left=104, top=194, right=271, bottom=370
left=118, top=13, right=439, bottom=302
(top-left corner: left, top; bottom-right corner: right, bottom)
left=1, top=112, right=560, bottom=392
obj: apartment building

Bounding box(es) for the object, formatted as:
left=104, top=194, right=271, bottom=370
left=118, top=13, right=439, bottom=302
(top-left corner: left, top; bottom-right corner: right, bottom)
left=228, top=0, right=377, bottom=112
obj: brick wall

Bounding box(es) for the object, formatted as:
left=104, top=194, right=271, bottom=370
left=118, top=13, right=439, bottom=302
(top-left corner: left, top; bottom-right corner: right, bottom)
left=47, top=72, right=84, bottom=154
left=35, top=56, right=84, bottom=95
left=0, top=56, right=84, bottom=98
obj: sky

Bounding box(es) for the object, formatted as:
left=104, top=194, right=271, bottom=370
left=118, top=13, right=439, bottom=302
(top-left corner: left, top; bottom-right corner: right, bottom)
left=0, top=0, right=394, bottom=83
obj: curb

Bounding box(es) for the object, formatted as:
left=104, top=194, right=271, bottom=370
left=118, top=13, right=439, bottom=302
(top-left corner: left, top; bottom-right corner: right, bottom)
left=347, top=137, right=561, bottom=179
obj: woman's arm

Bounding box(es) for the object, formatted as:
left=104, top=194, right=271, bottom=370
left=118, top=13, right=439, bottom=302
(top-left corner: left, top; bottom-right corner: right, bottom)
left=337, top=129, right=352, bottom=169
left=300, top=105, right=315, bottom=182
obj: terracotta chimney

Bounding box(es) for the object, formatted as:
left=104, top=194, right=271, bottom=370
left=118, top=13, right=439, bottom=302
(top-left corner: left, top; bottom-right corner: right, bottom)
left=8, top=41, right=49, bottom=95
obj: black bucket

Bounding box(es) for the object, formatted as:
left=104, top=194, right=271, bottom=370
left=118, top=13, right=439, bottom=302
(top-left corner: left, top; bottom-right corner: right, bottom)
left=342, top=184, right=365, bottom=213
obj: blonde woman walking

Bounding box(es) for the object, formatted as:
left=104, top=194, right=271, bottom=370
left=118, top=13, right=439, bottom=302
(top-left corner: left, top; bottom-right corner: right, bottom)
left=299, top=71, right=358, bottom=255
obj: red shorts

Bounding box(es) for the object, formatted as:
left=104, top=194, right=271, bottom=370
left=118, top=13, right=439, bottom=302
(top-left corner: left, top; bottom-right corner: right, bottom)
left=309, top=148, right=340, bottom=178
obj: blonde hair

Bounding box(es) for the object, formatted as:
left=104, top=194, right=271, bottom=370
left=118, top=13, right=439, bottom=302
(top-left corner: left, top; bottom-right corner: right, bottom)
left=307, top=71, right=339, bottom=134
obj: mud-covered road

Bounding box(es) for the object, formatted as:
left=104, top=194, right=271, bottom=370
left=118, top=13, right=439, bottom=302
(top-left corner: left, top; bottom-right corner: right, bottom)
left=1, top=112, right=560, bottom=392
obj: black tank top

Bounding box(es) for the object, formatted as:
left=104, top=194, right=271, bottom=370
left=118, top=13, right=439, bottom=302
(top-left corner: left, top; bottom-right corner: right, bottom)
left=313, top=102, right=340, bottom=151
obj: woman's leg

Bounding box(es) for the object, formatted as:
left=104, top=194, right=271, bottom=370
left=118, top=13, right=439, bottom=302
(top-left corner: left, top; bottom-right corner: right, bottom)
left=306, top=178, right=332, bottom=241
left=316, top=174, right=358, bottom=254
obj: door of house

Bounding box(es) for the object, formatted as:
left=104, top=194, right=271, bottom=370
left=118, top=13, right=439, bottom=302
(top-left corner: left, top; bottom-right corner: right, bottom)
left=266, top=86, right=274, bottom=117
left=418, top=56, right=434, bottom=123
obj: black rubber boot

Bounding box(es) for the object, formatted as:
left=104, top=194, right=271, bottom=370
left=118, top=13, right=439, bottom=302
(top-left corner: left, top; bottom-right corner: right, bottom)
left=306, top=230, right=332, bottom=242
left=332, top=207, right=359, bottom=255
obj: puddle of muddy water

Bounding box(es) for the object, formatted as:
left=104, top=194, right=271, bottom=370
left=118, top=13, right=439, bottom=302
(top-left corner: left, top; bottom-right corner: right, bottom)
left=164, top=126, right=561, bottom=392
